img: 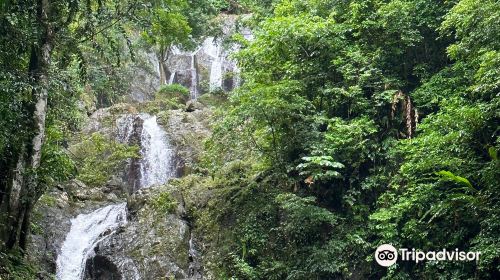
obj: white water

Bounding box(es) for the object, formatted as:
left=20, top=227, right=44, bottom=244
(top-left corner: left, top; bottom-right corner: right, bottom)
left=139, top=114, right=175, bottom=187
left=168, top=71, right=176, bottom=84
left=57, top=114, right=175, bottom=279
left=165, top=36, right=231, bottom=96
left=167, top=46, right=201, bottom=99
left=205, top=38, right=223, bottom=90
left=189, top=53, right=199, bottom=99
left=56, top=203, right=127, bottom=280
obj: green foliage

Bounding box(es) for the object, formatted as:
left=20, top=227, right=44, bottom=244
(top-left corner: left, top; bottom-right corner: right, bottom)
left=296, top=156, right=344, bottom=182
left=151, top=192, right=178, bottom=214
left=142, top=1, right=192, bottom=50
left=0, top=0, right=215, bottom=273
left=436, top=170, right=476, bottom=193
left=155, top=83, right=190, bottom=103
left=1, top=0, right=499, bottom=278
left=72, top=133, right=139, bottom=186
left=441, top=0, right=500, bottom=100
left=275, top=193, right=337, bottom=244
left=0, top=250, right=37, bottom=280
left=200, top=0, right=499, bottom=279
left=38, top=125, right=77, bottom=188
left=369, top=98, right=498, bottom=277
left=197, top=93, right=228, bottom=107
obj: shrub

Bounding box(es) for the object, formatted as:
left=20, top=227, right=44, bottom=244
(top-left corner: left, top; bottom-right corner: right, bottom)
left=155, top=84, right=190, bottom=104
left=0, top=250, right=38, bottom=280
left=151, top=191, right=178, bottom=214
left=71, top=133, right=140, bottom=186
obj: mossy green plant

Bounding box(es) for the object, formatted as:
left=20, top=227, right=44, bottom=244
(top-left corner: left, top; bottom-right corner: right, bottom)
left=0, top=250, right=38, bottom=280
left=38, top=194, right=57, bottom=207
left=197, top=93, right=227, bottom=107
left=151, top=191, right=178, bottom=214
left=72, top=132, right=140, bottom=186
left=155, top=84, right=190, bottom=104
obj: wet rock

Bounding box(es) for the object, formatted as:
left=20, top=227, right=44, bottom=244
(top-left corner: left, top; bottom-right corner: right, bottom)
left=29, top=73, right=215, bottom=278
left=160, top=14, right=250, bottom=98
left=185, top=100, right=204, bottom=112
left=162, top=109, right=212, bottom=176
left=81, top=103, right=139, bottom=138
left=84, top=255, right=122, bottom=280
left=123, top=115, right=144, bottom=194
left=91, top=185, right=202, bottom=279
left=27, top=179, right=130, bottom=278
left=27, top=189, right=74, bottom=277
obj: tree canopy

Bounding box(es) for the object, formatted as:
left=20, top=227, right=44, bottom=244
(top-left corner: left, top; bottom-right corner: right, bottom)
left=201, top=0, right=499, bottom=278
left=1, top=0, right=499, bottom=279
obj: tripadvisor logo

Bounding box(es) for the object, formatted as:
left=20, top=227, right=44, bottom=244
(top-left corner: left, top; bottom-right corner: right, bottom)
left=375, top=244, right=398, bottom=267
left=375, top=244, right=481, bottom=267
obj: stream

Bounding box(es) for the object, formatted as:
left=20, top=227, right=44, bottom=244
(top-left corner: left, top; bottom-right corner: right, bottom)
left=56, top=115, right=175, bottom=279
left=54, top=21, right=245, bottom=279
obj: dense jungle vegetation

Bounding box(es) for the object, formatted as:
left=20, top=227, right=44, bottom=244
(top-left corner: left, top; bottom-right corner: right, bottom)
left=1, top=0, right=499, bottom=279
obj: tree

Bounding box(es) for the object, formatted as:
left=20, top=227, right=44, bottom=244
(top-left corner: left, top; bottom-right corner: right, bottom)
left=142, top=1, right=191, bottom=84
left=0, top=0, right=195, bottom=252
left=201, top=0, right=499, bottom=278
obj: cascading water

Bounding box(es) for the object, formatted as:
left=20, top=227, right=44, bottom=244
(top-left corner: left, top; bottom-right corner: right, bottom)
left=56, top=18, right=248, bottom=278
left=232, top=28, right=253, bottom=88
left=139, top=114, right=175, bottom=187
left=190, top=52, right=199, bottom=99
left=168, top=72, right=176, bottom=84
left=115, top=113, right=176, bottom=188
left=188, top=233, right=202, bottom=278
left=57, top=113, right=175, bottom=279
left=206, top=38, right=223, bottom=91
left=56, top=203, right=127, bottom=280
left=164, top=35, right=243, bottom=98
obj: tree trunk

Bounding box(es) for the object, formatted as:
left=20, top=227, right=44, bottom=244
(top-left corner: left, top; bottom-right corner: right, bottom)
left=158, top=47, right=171, bottom=85
left=1, top=0, right=53, bottom=252
left=159, top=52, right=167, bottom=85
left=158, top=59, right=167, bottom=85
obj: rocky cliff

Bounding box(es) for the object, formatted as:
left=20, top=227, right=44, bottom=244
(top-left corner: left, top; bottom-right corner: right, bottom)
left=27, top=13, right=248, bottom=279
left=28, top=98, right=216, bottom=279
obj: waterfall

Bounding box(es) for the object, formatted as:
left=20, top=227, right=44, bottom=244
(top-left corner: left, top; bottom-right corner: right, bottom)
left=161, top=27, right=253, bottom=97
left=56, top=114, right=174, bottom=279
left=166, top=47, right=200, bottom=99
left=168, top=71, right=176, bottom=84
left=56, top=203, right=127, bottom=280
left=209, top=55, right=223, bottom=90
left=139, top=114, right=175, bottom=187
left=189, top=54, right=199, bottom=99
left=188, top=233, right=202, bottom=278
left=116, top=113, right=176, bottom=188
left=205, top=38, right=223, bottom=91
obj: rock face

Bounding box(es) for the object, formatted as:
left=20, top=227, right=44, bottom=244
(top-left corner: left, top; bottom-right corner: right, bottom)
left=57, top=203, right=128, bottom=280
left=29, top=13, right=242, bottom=280
left=88, top=185, right=202, bottom=279
left=29, top=99, right=214, bottom=279
left=128, top=51, right=161, bottom=103
left=163, top=15, right=252, bottom=99
left=28, top=181, right=126, bottom=280
left=84, top=255, right=122, bottom=280
left=129, top=14, right=251, bottom=102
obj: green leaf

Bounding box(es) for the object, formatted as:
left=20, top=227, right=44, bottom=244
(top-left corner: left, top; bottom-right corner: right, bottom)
left=436, top=170, right=477, bottom=193
left=488, top=146, right=498, bottom=161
